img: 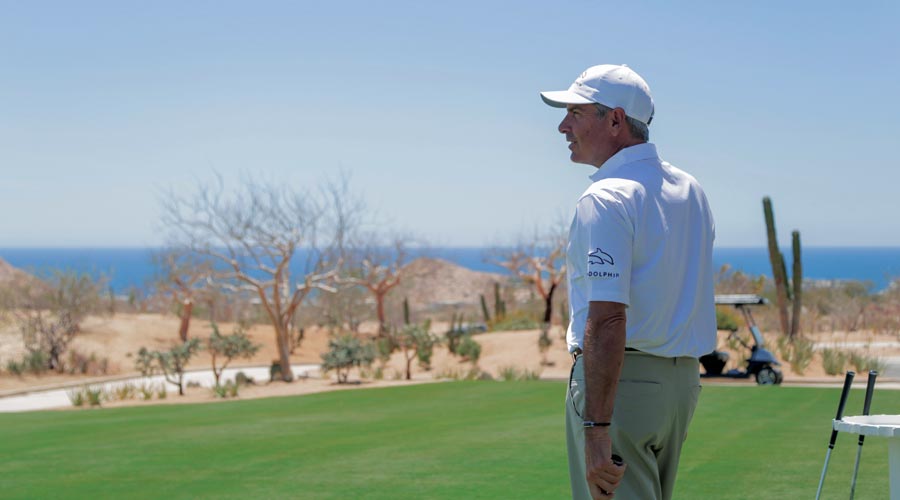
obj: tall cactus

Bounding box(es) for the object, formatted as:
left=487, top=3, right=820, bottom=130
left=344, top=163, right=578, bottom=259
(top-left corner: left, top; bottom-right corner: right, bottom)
left=403, top=297, right=410, bottom=325
left=480, top=294, right=491, bottom=323
left=791, top=231, right=802, bottom=338
left=763, top=197, right=791, bottom=338
left=493, top=282, right=506, bottom=320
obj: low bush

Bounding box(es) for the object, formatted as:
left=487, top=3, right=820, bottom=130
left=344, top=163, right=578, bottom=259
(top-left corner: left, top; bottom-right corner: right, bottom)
left=821, top=348, right=848, bottom=376
left=456, top=335, right=481, bottom=363
left=113, top=384, right=136, bottom=401
left=498, top=366, right=540, bottom=382
left=23, top=350, right=48, bottom=375
left=139, top=384, right=154, bottom=401
left=321, top=334, right=376, bottom=384
left=65, top=350, right=110, bottom=376
left=235, top=371, right=255, bottom=386
left=67, top=388, right=85, bottom=407
left=86, top=387, right=103, bottom=407
left=849, top=351, right=887, bottom=374
left=778, top=337, right=815, bottom=375
left=716, top=306, right=741, bottom=332
left=213, top=380, right=240, bottom=399
left=489, top=312, right=540, bottom=332
left=6, top=359, right=24, bottom=376
left=435, top=366, right=485, bottom=381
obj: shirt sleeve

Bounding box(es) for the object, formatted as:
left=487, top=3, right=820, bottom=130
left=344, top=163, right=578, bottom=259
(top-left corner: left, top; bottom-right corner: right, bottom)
left=573, top=191, right=633, bottom=306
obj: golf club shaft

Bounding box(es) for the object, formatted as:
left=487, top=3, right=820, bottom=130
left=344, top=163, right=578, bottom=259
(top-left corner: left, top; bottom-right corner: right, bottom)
left=815, top=370, right=855, bottom=500
left=849, top=370, right=877, bottom=500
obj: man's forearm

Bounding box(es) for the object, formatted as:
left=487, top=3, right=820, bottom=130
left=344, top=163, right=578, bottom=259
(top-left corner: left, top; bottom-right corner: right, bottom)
left=582, top=301, right=627, bottom=423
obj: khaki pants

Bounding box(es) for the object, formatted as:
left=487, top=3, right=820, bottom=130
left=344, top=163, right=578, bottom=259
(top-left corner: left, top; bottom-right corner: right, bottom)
left=566, top=351, right=701, bottom=500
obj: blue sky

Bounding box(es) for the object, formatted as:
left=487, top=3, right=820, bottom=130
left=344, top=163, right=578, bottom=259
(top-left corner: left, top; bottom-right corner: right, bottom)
left=2, top=1, right=898, bottom=247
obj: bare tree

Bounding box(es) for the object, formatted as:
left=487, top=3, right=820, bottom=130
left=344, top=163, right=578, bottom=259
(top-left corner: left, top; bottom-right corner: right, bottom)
left=492, top=226, right=567, bottom=327
left=343, top=236, right=408, bottom=336
left=160, top=174, right=360, bottom=381
left=151, top=249, right=214, bottom=341
left=7, top=271, right=103, bottom=372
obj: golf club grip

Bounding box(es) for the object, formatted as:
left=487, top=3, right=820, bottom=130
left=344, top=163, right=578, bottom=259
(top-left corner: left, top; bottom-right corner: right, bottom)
left=863, top=370, right=877, bottom=415
left=858, top=370, right=878, bottom=446
left=835, top=371, right=855, bottom=420
left=828, top=371, right=855, bottom=448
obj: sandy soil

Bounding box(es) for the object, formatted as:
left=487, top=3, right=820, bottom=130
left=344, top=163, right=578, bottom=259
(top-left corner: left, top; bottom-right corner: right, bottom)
left=1, top=312, right=897, bottom=409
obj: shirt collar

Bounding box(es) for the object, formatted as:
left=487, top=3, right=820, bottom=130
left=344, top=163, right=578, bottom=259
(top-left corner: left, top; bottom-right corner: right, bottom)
left=589, top=142, right=659, bottom=182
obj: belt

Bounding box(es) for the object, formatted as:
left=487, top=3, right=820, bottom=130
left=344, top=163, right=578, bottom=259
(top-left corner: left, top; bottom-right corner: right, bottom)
left=572, top=347, right=641, bottom=361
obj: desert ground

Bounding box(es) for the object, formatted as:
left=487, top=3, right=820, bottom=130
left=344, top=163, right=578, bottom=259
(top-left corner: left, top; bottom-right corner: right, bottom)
left=2, top=310, right=899, bottom=411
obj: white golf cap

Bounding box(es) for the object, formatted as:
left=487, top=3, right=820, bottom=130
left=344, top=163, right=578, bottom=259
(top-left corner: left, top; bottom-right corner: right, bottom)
left=540, top=64, right=655, bottom=126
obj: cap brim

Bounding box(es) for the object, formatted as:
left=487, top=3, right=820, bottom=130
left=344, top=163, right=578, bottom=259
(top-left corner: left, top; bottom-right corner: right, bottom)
left=540, top=90, right=593, bottom=108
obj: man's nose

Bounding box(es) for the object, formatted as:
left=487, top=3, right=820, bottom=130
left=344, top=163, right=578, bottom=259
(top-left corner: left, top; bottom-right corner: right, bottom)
left=558, top=116, right=570, bottom=134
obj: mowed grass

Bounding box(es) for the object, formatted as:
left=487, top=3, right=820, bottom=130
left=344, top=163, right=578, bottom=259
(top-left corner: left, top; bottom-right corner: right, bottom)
left=1, top=381, right=898, bottom=499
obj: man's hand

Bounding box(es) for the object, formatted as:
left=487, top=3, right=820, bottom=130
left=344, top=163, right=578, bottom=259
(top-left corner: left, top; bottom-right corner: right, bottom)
left=585, top=429, right=626, bottom=498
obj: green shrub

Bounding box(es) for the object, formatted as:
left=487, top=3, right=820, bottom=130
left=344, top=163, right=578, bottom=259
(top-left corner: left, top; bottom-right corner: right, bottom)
left=86, top=387, right=103, bottom=407
left=821, top=348, right=848, bottom=376
left=111, top=384, right=133, bottom=401
left=235, top=371, right=254, bottom=386
left=67, top=388, right=85, bottom=407
left=24, top=350, right=48, bottom=374
left=716, top=306, right=741, bottom=332
left=208, top=322, right=261, bottom=386
left=498, top=366, right=540, bottom=381
left=321, top=334, right=376, bottom=384
left=489, top=312, right=539, bottom=332
left=538, top=328, right=553, bottom=365
left=435, top=366, right=488, bottom=381
left=499, top=366, right=519, bottom=381
left=849, top=351, right=887, bottom=374
left=445, top=329, right=464, bottom=355
left=456, top=335, right=481, bottom=363
left=6, top=359, right=24, bottom=376
left=139, top=384, right=154, bottom=401
left=212, top=384, right=227, bottom=398
left=64, top=351, right=109, bottom=376
left=212, top=382, right=239, bottom=398
left=775, top=337, right=814, bottom=375
left=157, top=384, right=168, bottom=399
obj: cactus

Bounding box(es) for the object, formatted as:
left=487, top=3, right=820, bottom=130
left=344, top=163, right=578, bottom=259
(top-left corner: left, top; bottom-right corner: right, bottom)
left=403, top=297, right=410, bottom=325
left=494, top=282, right=506, bottom=319
left=763, top=197, right=791, bottom=338
left=480, top=294, right=491, bottom=323
left=791, top=230, right=802, bottom=338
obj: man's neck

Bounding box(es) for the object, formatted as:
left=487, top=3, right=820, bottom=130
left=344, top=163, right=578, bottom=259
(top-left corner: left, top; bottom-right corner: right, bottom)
left=593, top=140, right=647, bottom=169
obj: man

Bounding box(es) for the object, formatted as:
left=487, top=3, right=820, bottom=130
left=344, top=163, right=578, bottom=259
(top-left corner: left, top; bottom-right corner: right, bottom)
left=540, top=64, right=716, bottom=500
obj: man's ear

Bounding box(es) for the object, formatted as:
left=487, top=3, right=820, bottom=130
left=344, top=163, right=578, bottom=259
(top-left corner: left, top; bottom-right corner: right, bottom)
left=609, top=108, right=626, bottom=136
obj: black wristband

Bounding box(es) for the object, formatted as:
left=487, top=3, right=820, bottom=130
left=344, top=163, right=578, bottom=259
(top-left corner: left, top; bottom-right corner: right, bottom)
left=582, top=421, right=611, bottom=428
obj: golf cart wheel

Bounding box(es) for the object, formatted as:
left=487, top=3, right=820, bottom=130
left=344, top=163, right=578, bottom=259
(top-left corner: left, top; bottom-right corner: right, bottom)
left=756, top=366, right=781, bottom=385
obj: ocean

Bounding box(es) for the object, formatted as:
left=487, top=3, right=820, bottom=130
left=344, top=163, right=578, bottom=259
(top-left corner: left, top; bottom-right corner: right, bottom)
left=1, top=247, right=898, bottom=293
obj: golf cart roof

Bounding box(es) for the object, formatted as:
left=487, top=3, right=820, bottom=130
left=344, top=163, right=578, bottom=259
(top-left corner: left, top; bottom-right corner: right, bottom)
left=714, top=294, right=768, bottom=306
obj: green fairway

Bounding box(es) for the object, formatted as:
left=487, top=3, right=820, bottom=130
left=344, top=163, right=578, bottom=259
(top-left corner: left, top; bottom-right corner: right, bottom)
left=1, top=381, right=898, bottom=499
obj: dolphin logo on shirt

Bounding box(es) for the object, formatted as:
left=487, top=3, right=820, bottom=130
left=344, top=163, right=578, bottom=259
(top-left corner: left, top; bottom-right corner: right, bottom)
left=588, top=248, right=614, bottom=266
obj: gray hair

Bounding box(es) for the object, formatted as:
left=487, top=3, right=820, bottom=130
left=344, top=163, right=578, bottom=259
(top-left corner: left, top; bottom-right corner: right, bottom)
left=594, top=103, right=650, bottom=142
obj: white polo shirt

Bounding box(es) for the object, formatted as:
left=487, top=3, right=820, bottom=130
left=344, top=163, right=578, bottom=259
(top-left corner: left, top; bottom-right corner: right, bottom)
left=565, top=143, right=716, bottom=358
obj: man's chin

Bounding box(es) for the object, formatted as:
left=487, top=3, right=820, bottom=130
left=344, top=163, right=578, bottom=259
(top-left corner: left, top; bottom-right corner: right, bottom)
left=569, top=152, right=590, bottom=165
